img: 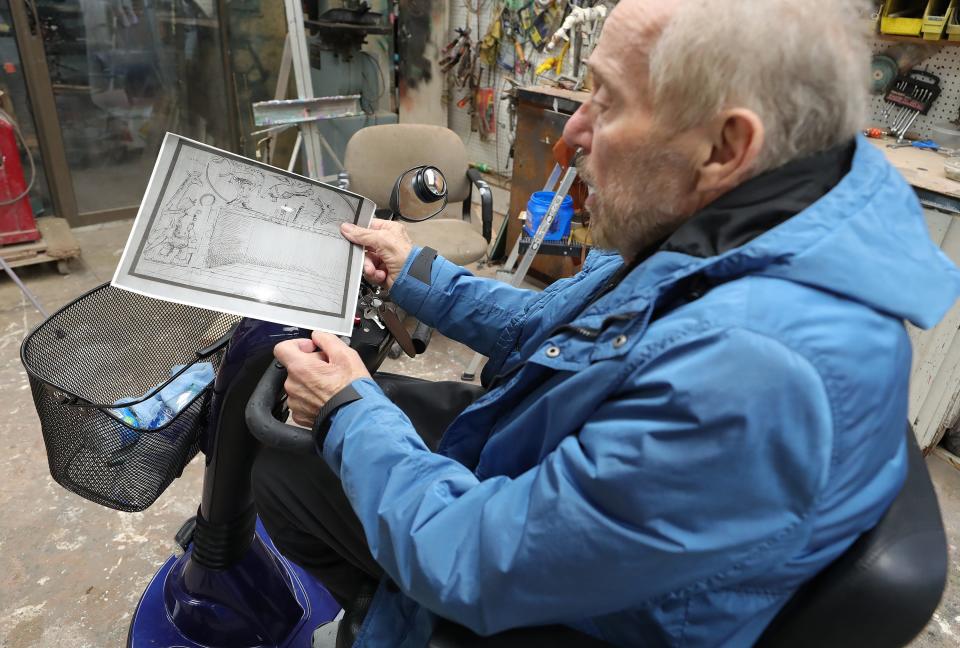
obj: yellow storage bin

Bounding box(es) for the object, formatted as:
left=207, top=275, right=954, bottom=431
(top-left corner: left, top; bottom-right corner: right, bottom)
left=923, top=0, right=954, bottom=39
left=881, top=0, right=927, bottom=35
left=947, top=2, right=960, bottom=39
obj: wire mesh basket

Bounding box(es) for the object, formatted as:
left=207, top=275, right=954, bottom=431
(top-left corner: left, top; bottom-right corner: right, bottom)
left=20, top=283, right=240, bottom=512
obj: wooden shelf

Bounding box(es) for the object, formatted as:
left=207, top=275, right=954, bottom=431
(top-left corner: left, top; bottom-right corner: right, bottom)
left=868, top=18, right=960, bottom=45
left=876, top=31, right=960, bottom=44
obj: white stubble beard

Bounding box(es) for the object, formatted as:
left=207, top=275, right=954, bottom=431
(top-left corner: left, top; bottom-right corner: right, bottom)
left=580, top=143, right=698, bottom=259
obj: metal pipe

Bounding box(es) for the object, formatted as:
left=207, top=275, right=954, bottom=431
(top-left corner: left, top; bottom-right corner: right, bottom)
left=0, top=256, right=47, bottom=317
left=215, top=0, right=243, bottom=153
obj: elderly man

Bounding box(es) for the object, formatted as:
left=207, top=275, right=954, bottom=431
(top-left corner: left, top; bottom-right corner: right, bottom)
left=253, top=0, right=960, bottom=645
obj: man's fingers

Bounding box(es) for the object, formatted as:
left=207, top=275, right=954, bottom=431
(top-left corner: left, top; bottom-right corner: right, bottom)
left=273, top=339, right=305, bottom=367
left=365, top=249, right=385, bottom=267
left=297, top=338, right=329, bottom=362
left=296, top=339, right=316, bottom=353
left=290, top=409, right=314, bottom=427
left=274, top=338, right=324, bottom=367
left=363, top=255, right=388, bottom=284
left=343, top=220, right=406, bottom=250
left=311, top=331, right=351, bottom=361
left=341, top=222, right=384, bottom=247
left=367, top=219, right=402, bottom=232
left=363, top=255, right=379, bottom=278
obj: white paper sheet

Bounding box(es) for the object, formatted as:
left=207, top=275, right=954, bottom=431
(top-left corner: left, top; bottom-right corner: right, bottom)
left=113, top=133, right=375, bottom=335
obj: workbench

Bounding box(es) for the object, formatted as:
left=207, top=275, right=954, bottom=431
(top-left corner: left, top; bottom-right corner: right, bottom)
left=869, top=137, right=960, bottom=211
left=869, top=136, right=960, bottom=462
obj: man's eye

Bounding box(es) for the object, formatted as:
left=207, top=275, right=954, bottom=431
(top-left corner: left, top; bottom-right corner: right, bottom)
left=591, top=88, right=611, bottom=112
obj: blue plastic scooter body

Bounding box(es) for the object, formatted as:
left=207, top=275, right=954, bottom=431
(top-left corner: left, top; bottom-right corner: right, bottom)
left=128, top=519, right=340, bottom=648
left=128, top=319, right=342, bottom=647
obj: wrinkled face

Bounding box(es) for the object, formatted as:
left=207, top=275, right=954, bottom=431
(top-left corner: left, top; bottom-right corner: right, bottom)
left=563, top=0, right=699, bottom=259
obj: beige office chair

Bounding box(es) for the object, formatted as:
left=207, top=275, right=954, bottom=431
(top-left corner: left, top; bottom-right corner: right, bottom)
left=343, top=124, right=493, bottom=265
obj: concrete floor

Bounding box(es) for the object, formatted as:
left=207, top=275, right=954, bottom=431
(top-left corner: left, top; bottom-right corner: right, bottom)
left=1, top=218, right=959, bottom=647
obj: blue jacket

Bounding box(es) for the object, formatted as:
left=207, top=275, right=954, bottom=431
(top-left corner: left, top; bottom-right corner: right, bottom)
left=321, top=137, right=960, bottom=646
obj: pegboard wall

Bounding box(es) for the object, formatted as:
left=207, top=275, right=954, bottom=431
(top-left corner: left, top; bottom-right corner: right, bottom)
left=444, top=5, right=960, bottom=178
left=869, top=39, right=960, bottom=139
left=447, top=1, right=602, bottom=178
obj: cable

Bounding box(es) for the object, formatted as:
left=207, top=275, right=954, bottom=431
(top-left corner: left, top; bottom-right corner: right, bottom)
left=360, top=50, right=386, bottom=102
left=0, top=108, right=37, bottom=207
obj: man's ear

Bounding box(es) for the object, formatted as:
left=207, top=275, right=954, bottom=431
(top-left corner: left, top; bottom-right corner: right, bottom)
left=695, top=109, right=765, bottom=195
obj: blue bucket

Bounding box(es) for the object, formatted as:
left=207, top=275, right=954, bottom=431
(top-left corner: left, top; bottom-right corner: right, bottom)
left=524, top=191, right=575, bottom=241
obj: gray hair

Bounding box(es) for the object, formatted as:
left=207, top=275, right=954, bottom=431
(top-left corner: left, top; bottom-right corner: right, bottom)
left=649, top=0, right=871, bottom=173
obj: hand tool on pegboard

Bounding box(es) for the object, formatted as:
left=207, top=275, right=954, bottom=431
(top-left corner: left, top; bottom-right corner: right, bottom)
left=440, top=27, right=475, bottom=87
left=886, top=70, right=941, bottom=143
left=476, top=86, right=497, bottom=140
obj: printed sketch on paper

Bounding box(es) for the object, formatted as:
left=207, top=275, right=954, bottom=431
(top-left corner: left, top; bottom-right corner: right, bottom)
left=126, top=138, right=364, bottom=319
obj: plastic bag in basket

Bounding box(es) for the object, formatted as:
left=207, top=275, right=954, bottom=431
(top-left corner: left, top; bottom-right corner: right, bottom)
left=111, top=363, right=215, bottom=439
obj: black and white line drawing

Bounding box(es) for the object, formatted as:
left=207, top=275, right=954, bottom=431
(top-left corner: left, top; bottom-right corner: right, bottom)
left=143, top=171, right=203, bottom=266
left=113, top=134, right=374, bottom=336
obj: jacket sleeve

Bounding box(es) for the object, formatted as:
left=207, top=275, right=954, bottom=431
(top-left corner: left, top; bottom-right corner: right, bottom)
left=323, top=327, right=835, bottom=635
left=387, top=247, right=543, bottom=358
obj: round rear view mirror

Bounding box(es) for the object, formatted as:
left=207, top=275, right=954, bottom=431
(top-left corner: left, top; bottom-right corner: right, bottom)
left=390, top=166, right=449, bottom=222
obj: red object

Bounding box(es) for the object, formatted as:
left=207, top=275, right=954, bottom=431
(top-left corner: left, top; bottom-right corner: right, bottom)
left=0, top=113, right=38, bottom=246
left=3, top=62, right=15, bottom=74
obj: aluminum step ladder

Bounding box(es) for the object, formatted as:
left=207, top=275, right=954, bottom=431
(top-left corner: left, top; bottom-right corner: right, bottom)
left=461, top=162, right=579, bottom=381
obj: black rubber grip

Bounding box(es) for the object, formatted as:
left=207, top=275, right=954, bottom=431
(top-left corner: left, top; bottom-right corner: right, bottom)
left=244, top=361, right=316, bottom=454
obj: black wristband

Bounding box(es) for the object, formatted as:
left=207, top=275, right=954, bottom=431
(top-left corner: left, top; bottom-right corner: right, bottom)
left=408, top=246, right=438, bottom=285
left=312, top=384, right=363, bottom=449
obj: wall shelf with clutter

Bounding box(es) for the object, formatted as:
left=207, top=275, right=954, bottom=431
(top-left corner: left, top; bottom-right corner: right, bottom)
left=444, top=0, right=606, bottom=179
left=874, top=28, right=960, bottom=44
left=867, top=42, right=960, bottom=145
left=875, top=0, right=960, bottom=44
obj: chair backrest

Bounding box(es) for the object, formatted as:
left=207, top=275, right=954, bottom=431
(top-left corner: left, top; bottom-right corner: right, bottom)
left=756, top=426, right=948, bottom=648
left=344, top=124, right=471, bottom=209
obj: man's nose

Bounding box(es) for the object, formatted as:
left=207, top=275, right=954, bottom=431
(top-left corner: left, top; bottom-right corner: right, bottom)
left=562, top=104, right=592, bottom=154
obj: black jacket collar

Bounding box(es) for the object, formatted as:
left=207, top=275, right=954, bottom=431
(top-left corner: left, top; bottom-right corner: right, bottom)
left=586, top=141, right=855, bottom=309
left=660, top=141, right=855, bottom=259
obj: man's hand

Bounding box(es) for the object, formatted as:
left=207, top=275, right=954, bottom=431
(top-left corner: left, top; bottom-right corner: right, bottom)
left=341, top=220, right=414, bottom=289
left=274, top=332, right=371, bottom=427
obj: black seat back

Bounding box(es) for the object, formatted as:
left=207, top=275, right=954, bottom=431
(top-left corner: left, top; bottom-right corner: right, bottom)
left=756, top=426, right=948, bottom=647
left=428, top=620, right=611, bottom=647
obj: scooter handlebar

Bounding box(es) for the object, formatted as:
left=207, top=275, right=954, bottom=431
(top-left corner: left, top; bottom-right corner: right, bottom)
left=245, top=360, right=317, bottom=454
